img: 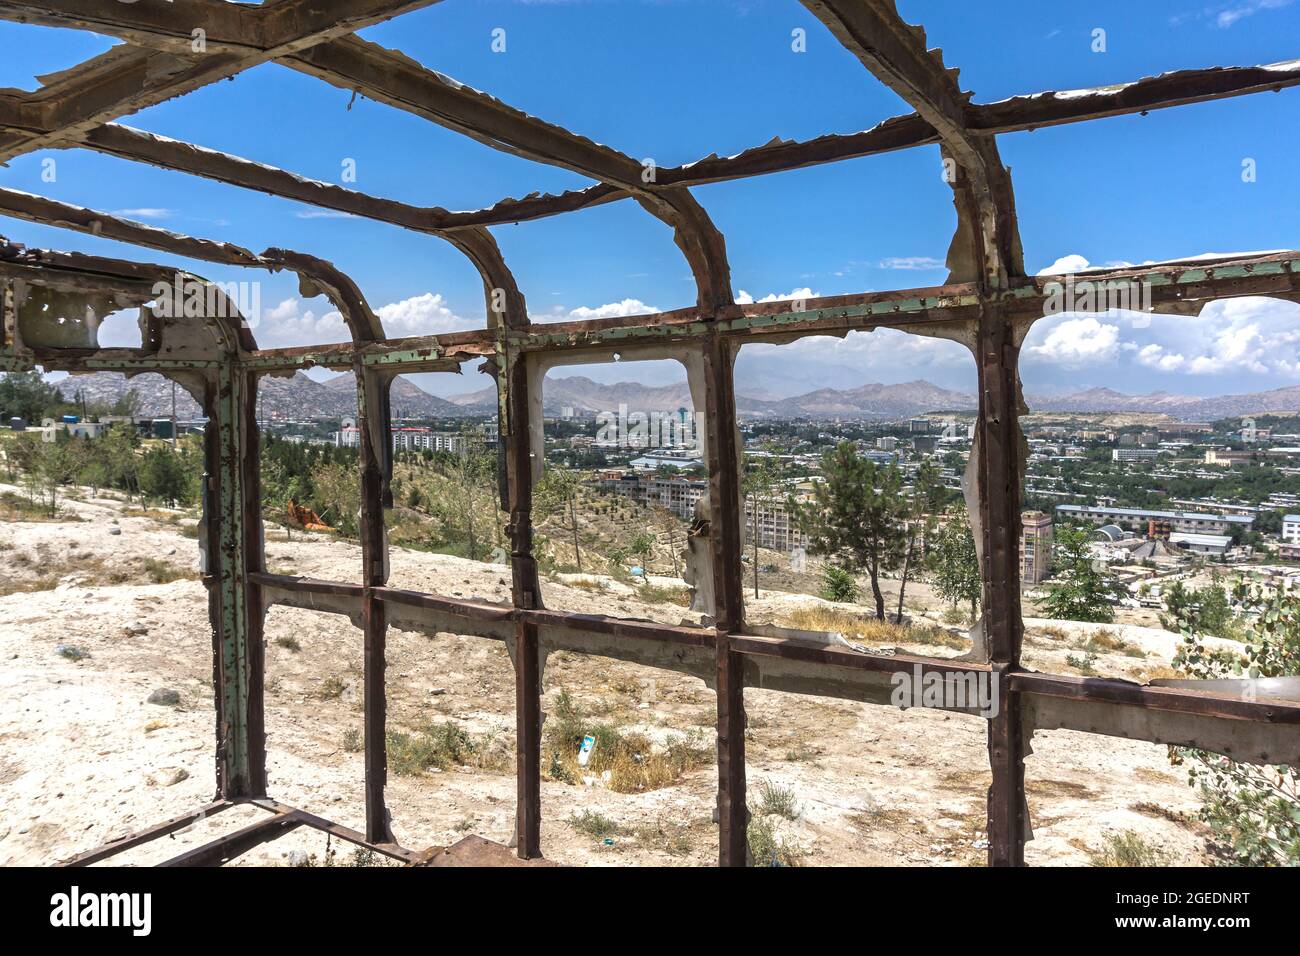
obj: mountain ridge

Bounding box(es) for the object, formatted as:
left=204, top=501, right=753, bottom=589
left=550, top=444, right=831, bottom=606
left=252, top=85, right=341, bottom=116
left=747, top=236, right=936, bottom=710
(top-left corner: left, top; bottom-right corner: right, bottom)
left=46, top=371, right=1300, bottom=423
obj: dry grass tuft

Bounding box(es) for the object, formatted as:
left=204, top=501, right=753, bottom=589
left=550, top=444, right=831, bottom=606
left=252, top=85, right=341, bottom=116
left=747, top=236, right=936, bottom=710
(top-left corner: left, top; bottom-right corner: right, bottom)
left=777, top=606, right=966, bottom=649
left=544, top=690, right=712, bottom=793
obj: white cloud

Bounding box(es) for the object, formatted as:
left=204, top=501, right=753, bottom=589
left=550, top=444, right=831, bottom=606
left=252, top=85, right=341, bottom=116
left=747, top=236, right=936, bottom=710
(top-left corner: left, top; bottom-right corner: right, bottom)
left=735, top=286, right=817, bottom=304
left=565, top=298, right=657, bottom=320
left=375, top=292, right=461, bottom=336
left=109, top=208, right=172, bottom=220
left=1036, top=253, right=1093, bottom=276
left=251, top=292, right=466, bottom=346
left=255, top=297, right=349, bottom=345
left=878, top=256, right=945, bottom=271
left=1023, top=293, right=1300, bottom=383
left=1217, top=0, right=1293, bottom=28
left=1024, top=316, right=1121, bottom=367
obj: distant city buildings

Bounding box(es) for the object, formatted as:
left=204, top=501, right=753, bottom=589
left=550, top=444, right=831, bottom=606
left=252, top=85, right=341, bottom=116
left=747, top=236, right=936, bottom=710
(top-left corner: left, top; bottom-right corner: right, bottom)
left=595, top=471, right=809, bottom=551
left=332, top=423, right=470, bottom=455
left=1020, top=511, right=1053, bottom=586
left=627, top=449, right=704, bottom=472
left=1112, top=448, right=1158, bottom=462
left=1282, top=515, right=1300, bottom=544
left=1204, top=449, right=1254, bottom=467
left=1056, top=504, right=1253, bottom=536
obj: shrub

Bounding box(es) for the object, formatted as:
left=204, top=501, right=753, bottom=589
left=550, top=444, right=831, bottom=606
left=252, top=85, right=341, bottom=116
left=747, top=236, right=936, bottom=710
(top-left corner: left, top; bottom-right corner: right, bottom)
left=1088, top=830, right=1172, bottom=867
left=747, top=816, right=803, bottom=867
left=569, top=810, right=619, bottom=839
left=755, top=780, right=799, bottom=820
left=1169, top=582, right=1300, bottom=866
left=819, top=564, right=860, bottom=603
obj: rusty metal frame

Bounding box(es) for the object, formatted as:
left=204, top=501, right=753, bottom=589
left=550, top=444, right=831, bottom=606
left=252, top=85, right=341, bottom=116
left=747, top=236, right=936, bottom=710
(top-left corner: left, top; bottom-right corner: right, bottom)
left=1, top=0, right=1299, bottom=868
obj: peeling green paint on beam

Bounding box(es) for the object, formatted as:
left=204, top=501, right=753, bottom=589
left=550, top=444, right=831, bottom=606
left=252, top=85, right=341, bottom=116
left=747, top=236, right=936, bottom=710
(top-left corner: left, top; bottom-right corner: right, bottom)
left=214, top=361, right=250, bottom=794
left=362, top=348, right=446, bottom=366
left=83, top=358, right=221, bottom=370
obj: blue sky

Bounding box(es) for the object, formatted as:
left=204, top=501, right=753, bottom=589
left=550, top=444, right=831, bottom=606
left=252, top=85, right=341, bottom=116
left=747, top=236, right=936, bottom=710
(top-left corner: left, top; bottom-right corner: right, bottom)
left=1, top=0, right=1298, bottom=398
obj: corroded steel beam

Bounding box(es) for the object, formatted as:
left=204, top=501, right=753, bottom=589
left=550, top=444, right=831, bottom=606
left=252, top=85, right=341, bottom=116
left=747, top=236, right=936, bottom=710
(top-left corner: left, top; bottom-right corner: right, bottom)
left=0, top=187, right=387, bottom=344
left=0, top=0, right=441, bottom=161
left=217, top=250, right=1300, bottom=373
left=701, top=333, right=748, bottom=866
left=284, top=36, right=734, bottom=312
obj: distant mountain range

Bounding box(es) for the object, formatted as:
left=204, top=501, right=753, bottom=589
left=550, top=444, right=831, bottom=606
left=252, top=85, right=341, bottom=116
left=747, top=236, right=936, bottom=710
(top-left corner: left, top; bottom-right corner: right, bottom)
left=444, top=375, right=977, bottom=419
left=48, top=370, right=1300, bottom=424
left=1023, top=385, right=1300, bottom=421
left=53, top=371, right=478, bottom=420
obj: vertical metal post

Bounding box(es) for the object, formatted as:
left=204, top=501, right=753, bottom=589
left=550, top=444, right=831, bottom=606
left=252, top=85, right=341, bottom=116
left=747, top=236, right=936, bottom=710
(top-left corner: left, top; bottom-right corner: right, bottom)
left=504, top=348, right=542, bottom=859
left=207, top=360, right=264, bottom=797
left=702, top=333, right=748, bottom=866
left=976, top=307, right=1027, bottom=866
left=357, top=363, right=394, bottom=843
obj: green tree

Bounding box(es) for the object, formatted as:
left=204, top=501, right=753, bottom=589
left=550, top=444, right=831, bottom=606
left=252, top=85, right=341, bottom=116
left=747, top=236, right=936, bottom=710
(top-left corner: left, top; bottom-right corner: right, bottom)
left=1160, top=574, right=1235, bottom=638
left=819, top=563, right=860, bottom=603
left=1169, top=583, right=1300, bottom=866
left=536, top=466, right=584, bottom=571
left=1042, top=526, right=1120, bottom=623
left=628, top=532, right=654, bottom=578
left=138, top=445, right=189, bottom=506
left=793, top=443, right=907, bottom=619
left=742, top=448, right=782, bottom=599
left=311, top=459, right=361, bottom=536
left=0, top=370, right=61, bottom=423
left=929, top=513, right=982, bottom=622
left=35, top=435, right=86, bottom=515
left=100, top=423, right=141, bottom=500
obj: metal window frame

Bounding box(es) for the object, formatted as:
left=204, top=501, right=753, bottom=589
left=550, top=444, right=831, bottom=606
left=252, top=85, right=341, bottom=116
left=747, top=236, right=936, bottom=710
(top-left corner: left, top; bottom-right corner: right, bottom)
left=0, top=0, right=1298, bottom=867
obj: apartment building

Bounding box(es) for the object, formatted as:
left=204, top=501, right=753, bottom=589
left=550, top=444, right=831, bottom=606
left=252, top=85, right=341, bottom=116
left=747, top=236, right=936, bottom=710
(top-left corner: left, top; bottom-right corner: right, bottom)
left=1021, top=511, right=1053, bottom=586
left=1112, top=448, right=1158, bottom=462
left=596, top=471, right=807, bottom=550
left=333, top=425, right=468, bottom=455
left=1056, top=504, right=1253, bottom=536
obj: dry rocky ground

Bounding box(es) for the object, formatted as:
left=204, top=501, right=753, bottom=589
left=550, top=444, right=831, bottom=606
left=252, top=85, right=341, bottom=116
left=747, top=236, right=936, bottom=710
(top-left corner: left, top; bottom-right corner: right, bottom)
left=0, top=482, right=1225, bottom=867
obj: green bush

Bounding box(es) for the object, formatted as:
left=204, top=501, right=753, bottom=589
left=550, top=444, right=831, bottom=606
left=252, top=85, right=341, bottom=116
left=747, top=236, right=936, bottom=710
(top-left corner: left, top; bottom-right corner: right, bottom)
left=1170, top=583, right=1300, bottom=866
left=819, top=564, right=860, bottom=603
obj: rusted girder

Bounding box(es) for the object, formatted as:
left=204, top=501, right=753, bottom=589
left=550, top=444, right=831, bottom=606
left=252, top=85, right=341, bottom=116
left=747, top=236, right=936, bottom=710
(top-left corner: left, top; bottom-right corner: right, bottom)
left=0, top=187, right=388, bottom=345
left=284, top=36, right=734, bottom=312
left=801, top=0, right=1023, bottom=286
left=0, top=4, right=734, bottom=312
left=215, top=250, right=1300, bottom=374
left=0, top=0, right=441, bottom=161
left=801, top=0, right=1030, bottom=866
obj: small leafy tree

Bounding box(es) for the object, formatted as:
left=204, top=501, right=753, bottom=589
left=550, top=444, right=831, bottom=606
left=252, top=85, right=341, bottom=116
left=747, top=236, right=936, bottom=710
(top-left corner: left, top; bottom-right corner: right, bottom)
left=929, top=513, right=981, bottom=622
left=137, top=444, right=190, bottom=507
left=1160, top=574, right=1236, bottom=638
left=0, top=370, right=61, bottom=423
left=628, top=532, right=654, bottom=577
left=1042, top=526, right=1119, bottom=623
left=793, top=443, right=907, bottom=619
left=311, top=459, right=361, bottom=536
left=536, top=466, right=584, bottom=571
left=819, top=564, right=860, bottom=603
left=1169, top=583, right=1300, bottom=866
left=742, top=448, right=782, bottom=599
left=36, top=434, right=87, bottom=515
